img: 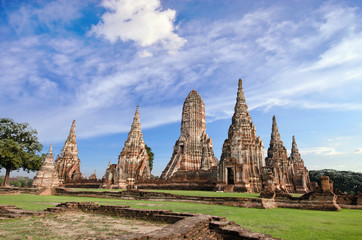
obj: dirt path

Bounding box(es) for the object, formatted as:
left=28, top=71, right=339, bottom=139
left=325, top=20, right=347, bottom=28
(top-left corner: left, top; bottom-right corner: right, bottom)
left=0, top=211, right=168, bottom=239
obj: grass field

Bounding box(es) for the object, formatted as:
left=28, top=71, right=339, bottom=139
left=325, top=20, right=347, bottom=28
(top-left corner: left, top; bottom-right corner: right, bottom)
left=0, top=194, right=361, bottom=240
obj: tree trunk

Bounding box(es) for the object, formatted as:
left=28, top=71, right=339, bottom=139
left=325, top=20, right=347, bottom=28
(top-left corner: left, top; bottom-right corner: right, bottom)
left=3, top=168, right=11, bottom=187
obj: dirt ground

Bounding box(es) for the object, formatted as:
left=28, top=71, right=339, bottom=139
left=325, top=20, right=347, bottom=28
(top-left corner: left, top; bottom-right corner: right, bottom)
left=0, top=211, right=168, bottom=239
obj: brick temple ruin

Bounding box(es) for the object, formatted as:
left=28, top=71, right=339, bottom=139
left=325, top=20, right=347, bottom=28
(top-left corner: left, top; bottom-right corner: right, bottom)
left=160, top=89, right=218, bottom=181
left=262, top=116, right=310, bottom=193
left=33, top=78, right=312, bottom=193
left=217, top=79, right=265, bottom=192
left=32, top=144, right=60, bottom=188
left=54, top=120, right=83, bottom=184
left=102, top=106, right=151, bottom=189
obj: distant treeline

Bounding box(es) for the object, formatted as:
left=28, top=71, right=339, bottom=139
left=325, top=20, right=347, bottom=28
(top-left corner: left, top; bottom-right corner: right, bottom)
left=309, top=169, right=362, bottom=194
left=0, top=176, right=32, bottom=187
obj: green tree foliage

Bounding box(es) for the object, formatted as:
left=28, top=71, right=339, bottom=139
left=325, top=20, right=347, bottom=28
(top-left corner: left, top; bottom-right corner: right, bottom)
left=0, top=176, right=33, bottom=187
left=145, top=144, right=154, bottom=172
left=309, top=169, right=362, bottom=194
left=0, top=118, right=43, bottom=186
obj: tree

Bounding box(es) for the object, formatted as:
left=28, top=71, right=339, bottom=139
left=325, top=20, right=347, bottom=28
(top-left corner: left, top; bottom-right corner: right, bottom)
left=0, top=118, right=43, bottom=186
left=309, top=169, right=362, bottom=194
left=145, top=144, right=154, bottom=172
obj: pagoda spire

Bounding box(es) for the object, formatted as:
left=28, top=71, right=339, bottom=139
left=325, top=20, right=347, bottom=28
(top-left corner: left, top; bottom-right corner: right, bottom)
left=233, top=78, right=248, bottom=117
left=131, top=106, right=141, bottom=131
left=49, top=143, right=53, bottom=156
left=123, top=106, right=145, bottom=149
left=237, top=78, right=246, bottom=104
left=68, top=120, right=76, bottom=141
left=60, top=120, right=78, bottom=157
left=270, top=115, right=282, bottom=145
left=290, top=135, right=302, bottom=162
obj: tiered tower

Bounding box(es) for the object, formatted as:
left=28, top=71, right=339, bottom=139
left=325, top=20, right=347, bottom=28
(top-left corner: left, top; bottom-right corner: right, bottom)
left=290, top=136, right=310, bottom=192
left=103, top=106, right=151, bottom=188
left=161, top=90, right=218, bottom=179
left=55, top=120, right=82, bottom=183
left=32, top=144, right=60, bottom=188
left=218, top=79, right=265, bottom=192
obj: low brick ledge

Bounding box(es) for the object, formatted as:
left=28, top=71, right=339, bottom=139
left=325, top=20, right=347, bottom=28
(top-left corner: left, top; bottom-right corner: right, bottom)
left=45, top=202, right=281, bottom=240
left=55, top=188, right=277, bottom=209
left=0, top=205, right=49, bottom=219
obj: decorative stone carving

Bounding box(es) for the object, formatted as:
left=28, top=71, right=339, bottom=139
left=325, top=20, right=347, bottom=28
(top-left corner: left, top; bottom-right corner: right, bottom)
left=55, top=120, right=82, bottom=183
left=32, top=144, right=60, bottom=188
left=103, top=107, right=151, bottom=189
left=217, top=79, right=265, bottom=192
left=161, top=90, right=218, bottom=180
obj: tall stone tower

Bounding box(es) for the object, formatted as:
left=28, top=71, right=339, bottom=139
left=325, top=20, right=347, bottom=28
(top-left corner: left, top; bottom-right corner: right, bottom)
left=103, top=106, right=151, bottom=189
left=218, top=79, right=265, bottom=192
left=55, top=120, right=82, bottom=183
left=160, top=90, right=218, bottom=180
left=290, top=136, right=310, bottom=193
left=32, top=144, right=60, bottom=188
left=264, top=116, right=293, bottom=192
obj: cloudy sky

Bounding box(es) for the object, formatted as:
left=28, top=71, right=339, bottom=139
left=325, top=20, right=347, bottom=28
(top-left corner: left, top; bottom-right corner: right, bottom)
left=1, top=0, right=361, bottom=177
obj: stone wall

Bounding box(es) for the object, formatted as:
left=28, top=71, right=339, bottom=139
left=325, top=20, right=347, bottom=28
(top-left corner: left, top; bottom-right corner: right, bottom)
left=0, top=187, right=38, bottom=194
left=0, top=205, right=49, bottom=219
left=138, top=168, right=217, bottom=191
left=55, top=188, right=276, bottom=209
left=55, top=188, right=347, bottom=211
left=46, top=202, right=279, bottom=240
left=336, top=192, right=362, bottom=209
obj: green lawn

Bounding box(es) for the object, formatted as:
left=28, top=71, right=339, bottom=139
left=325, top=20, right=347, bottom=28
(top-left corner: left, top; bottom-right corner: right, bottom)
left=0, top=194, right=361, bottom=240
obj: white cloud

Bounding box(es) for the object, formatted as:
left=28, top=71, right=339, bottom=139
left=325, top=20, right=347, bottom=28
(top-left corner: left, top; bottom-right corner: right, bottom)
left=353, top=148, right=362, bottom=154
left=89, top=0, right=186, bottom=53
left=7, top=0, right=86, bottom=34
left=2, top=1, right=362, bottom=144
left=301, top=147, right=343, bottom=156
left=139, top=50, right=153, bottom=58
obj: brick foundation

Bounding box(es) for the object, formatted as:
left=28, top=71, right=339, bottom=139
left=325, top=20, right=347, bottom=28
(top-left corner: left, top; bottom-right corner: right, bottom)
left=46, top=202, right=280, bottom=240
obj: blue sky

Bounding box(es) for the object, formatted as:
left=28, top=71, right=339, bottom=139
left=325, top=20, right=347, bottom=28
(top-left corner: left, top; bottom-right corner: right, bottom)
left=1, top=0, right=361, bottom=178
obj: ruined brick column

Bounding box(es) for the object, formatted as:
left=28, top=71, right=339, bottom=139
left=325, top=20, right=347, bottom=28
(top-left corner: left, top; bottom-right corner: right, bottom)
left=32, top=144, right=60, bottom=188
left=218, top=79, right=265, bottom=192
left=264, top=116, right=294, bottom=192
left=55, top=120, right=82, bottom=183
left=110, top=106, right=151, bottom=189
left=160, top=90, right=218, bottom=180
left=290, top=136, right=310, bottom=193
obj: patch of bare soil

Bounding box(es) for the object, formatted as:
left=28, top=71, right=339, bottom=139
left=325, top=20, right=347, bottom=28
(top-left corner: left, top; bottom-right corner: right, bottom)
left=0, top=211, right=168, bottom=240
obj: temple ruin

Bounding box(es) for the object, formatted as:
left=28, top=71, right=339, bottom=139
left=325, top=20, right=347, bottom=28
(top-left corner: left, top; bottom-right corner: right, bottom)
left=290, top=136, right=310, bottom=192
left=161, top=90, right=218, bottom=180
left=32, top=144, right=60, bottom=188
left=102, top=106, right=151, bottom=189
left=217, top=79, right=265, bottom=192
left=36, top=78, right=312, bottom=193
left=263, top=116, right=310, bottom=193
left=55, top=120, right=82, bottom=183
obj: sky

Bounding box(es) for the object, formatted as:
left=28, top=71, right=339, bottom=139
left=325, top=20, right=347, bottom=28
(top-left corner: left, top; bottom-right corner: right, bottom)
left=0, top=0, right=361, bottom=178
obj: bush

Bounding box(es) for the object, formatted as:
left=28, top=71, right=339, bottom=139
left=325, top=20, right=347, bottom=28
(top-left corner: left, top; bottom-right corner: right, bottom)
left=309, top=169, right=362, bottom=194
